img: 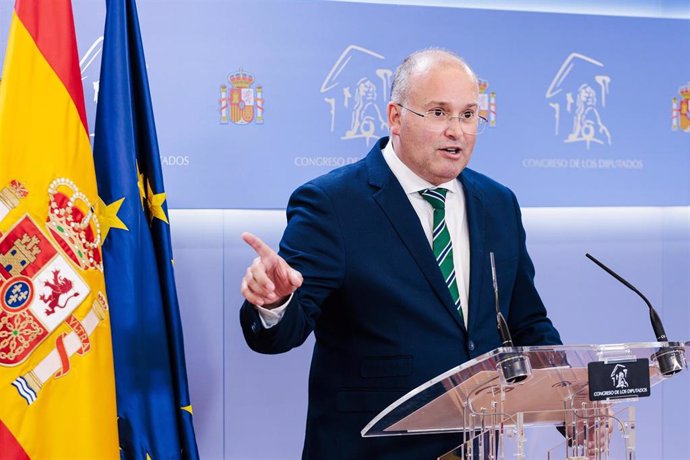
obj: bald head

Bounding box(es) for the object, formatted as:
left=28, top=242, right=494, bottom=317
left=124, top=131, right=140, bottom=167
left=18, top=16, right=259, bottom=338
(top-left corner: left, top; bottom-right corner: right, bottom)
left=386, top=48, right=481, bottom=185
left=390, top=48, right=477, bottom=105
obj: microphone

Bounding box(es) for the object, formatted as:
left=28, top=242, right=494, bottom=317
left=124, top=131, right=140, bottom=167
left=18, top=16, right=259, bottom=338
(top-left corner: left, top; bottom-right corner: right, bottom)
left=490, top=252, right=531, bottom=384
left=491, top=252, right=514, bottom=347
left=585, top=253, right=685, bottom=376
left=585, top=253, right=667, bottom=341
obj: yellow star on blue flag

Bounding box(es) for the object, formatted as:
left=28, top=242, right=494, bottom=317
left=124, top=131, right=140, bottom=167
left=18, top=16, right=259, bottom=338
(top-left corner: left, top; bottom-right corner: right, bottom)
left=146, top=179, right=168, bottom=224
left=97, top=196, right=129, bottom=241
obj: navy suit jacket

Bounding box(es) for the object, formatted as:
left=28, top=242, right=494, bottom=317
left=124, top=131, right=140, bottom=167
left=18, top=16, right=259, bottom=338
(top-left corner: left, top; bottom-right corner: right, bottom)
left=240, top=137, right=561, bottom=459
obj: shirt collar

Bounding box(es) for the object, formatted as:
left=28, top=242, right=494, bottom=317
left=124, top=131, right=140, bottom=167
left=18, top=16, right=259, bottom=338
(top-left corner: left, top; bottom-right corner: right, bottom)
left=382, top=139, right=460, bottom=196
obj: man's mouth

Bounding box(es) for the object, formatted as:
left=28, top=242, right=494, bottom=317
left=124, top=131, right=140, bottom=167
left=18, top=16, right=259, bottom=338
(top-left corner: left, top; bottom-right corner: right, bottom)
left=441, top=147, right=461, bottom=155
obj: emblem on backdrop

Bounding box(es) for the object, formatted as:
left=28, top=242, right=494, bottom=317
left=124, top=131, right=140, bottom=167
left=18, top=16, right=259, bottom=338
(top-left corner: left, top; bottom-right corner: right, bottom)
left=546, top=53, right=612, bottom=149
left=320, top=45, right=392, bottom=147
left=478, top=79, right=497, bottom=128
left=672, top=83, right=690, bottom=133
left=320, top=46, right=498, bottom=147
left=219, top=69, right=264, bottom=125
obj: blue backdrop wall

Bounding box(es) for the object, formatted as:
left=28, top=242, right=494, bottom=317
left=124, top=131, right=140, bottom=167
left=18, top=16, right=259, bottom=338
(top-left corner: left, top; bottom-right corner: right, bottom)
left=1, top=1, right=689, bottom=458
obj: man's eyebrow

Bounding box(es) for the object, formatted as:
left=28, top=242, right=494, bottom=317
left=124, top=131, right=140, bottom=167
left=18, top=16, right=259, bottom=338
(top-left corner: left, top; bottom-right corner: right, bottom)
left=424, top=100, right=479, bottom=106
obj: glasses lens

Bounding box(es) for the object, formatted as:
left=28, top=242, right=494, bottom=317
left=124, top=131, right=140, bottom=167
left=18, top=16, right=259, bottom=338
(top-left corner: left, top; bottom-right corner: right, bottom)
left=463, top=117, right=479, bottom=135
left=425, top=113, right=487, bottom=135
left=474, top=116, right=487, bottom=135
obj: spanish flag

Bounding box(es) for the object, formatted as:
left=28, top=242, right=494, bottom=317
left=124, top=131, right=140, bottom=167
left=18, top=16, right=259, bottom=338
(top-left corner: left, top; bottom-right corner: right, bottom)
left=0, top=1, right=120, bottom=458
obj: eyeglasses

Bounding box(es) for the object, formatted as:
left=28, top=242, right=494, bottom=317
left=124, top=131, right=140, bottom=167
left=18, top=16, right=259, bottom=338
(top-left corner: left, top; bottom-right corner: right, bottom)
left=396, top=103, right=488, bottom=135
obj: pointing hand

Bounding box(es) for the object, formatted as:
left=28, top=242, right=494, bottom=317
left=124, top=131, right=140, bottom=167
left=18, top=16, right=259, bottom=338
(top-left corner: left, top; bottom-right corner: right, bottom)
left=240, top=232, right=303, bottom=309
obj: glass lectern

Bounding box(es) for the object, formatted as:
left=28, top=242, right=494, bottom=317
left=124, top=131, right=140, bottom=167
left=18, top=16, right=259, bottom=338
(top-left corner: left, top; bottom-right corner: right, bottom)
left=362, top=342, right=688, bottom=459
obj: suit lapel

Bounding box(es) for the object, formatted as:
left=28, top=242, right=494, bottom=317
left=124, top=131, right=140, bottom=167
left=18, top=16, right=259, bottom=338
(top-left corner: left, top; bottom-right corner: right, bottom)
left=460, top=172, right=487, bottom=334
left=367, top=139, right=465, bottom=331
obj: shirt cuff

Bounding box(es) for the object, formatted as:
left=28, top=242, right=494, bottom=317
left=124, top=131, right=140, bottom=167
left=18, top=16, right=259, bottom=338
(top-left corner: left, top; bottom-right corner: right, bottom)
left=256, top=293, right=293, bottom=328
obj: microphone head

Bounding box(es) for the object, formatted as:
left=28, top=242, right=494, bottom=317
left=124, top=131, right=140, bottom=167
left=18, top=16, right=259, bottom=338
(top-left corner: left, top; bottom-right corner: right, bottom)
left=497, top=351, right=531, bottom=385
left=653, top=346, right=686, bottom=377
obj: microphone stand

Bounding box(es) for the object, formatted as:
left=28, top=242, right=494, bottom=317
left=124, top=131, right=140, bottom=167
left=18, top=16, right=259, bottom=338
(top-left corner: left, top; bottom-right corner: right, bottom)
left=491, top=252, right=531, bottom=384
left=586, top=253, right=685, bottom=376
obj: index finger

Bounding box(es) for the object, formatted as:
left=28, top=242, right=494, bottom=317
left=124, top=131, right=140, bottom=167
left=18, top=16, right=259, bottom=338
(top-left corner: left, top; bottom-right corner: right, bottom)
left=242, top=232, right=275, bottom=258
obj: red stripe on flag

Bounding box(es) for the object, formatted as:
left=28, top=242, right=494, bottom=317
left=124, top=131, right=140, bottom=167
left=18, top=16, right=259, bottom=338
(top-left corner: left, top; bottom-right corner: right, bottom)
left=54, top=333, right=72, bottom=378
left=0, top=419, right=30, bottom=460
left=15, top=0, right=89, bottom=134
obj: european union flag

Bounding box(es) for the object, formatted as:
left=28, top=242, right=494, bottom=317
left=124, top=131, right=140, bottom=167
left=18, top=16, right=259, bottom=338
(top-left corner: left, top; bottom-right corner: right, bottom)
left=92, top=0, right=199, bottom=458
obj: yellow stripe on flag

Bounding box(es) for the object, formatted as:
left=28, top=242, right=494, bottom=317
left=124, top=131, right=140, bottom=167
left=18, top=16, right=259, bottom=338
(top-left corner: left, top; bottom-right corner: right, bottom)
left=0, top=8, right=119, bottom=460
left=0, top=14, right=96, bottom=200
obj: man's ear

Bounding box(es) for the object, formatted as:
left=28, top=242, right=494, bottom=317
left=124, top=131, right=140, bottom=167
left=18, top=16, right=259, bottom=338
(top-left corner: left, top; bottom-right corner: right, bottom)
left=387, top=102, right=401, bottom=136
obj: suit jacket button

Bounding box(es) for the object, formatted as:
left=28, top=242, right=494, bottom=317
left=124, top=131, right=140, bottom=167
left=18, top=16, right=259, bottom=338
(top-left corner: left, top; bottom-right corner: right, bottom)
left=468, top=340, right=475, bottom=351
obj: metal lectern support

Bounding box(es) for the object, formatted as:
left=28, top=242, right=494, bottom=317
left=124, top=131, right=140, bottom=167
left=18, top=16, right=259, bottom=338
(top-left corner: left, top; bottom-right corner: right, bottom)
left=516, top=411, right=525, bottom=460
left=625, top=406, right=636, bottom=460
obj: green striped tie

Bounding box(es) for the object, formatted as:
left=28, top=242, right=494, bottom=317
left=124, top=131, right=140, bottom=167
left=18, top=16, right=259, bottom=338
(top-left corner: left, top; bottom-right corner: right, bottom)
left=420, top=188, right=463, bottom=321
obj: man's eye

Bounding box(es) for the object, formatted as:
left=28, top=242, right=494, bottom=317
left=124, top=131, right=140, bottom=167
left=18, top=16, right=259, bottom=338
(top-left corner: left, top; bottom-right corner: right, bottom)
left=461, top=111, right=475, bottom=120
left=429, top=109, right=447, bottom=118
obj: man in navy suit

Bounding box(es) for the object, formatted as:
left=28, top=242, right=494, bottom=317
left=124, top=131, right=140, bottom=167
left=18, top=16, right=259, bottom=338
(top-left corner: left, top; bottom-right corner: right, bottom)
left=239, top=48, right=561, bottom=459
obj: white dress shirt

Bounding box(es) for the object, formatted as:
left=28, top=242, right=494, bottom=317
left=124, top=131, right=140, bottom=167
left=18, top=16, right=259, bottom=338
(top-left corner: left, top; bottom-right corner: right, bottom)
left=381, top=141, right=470, bottom=326
left=257, top=140, right=471, bottom=328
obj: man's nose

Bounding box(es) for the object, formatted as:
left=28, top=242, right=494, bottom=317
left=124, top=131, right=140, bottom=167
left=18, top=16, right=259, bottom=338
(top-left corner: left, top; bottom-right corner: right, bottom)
left=443, top=118, right=466, bottom=138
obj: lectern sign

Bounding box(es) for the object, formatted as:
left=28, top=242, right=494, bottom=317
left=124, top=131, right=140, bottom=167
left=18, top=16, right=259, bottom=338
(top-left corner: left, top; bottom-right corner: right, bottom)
left=588, top=359, right=651, bottom=401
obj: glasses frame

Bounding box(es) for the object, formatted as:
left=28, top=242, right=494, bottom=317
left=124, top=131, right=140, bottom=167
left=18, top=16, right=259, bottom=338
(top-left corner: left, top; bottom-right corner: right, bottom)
left=396, top=103, right=488, bottom=135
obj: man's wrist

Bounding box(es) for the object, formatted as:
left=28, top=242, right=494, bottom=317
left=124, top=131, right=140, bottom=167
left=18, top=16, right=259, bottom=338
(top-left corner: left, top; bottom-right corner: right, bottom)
left=261, top=295, right=291, bottom=310
left=255, top=293, right=294, bottom=328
